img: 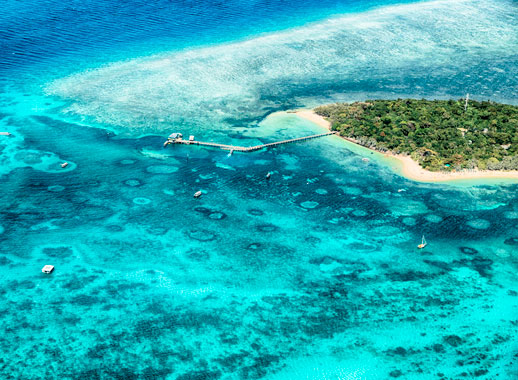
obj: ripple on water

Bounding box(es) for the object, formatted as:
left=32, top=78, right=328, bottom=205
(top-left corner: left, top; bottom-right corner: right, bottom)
left=248, top=209, right=264, bottom=216
left=124, top=179, right=142, bottom=187
left=119, top=159, right=135, bottom=165
left=79, top=206, right=113, bottom=221
left=315, top=188, right=328, bottom=195
left=0, top=225, right=4, bottom=234
left=425, top=214, right=443, bottom=223
left=340, top=186, right=362, bottom=195
left=14, top=151, right=43, bottom=164
left=105, top=225, right=124, bottom=232
left=352, top=209, right=368, bottom=217
left=402, top=217, right=416, bottom=226
left=305, top=236, right=321, bottom=244
left=41, top=246, right=75, bottom=258
left=370, top=225, right=405, bottom=241
left=503, top=211, right=518, bottom=219
left=300, top=201, right=319, bottom=209
left=466, top=219, right=490, bottom=230
left=133, top=197, right=151, bottom=205
left=146, top=165, right=178, bottom=174
left=495, top=248, right=510, bottom=258
left=391, top=199, right=429, bottom=216
left=146, top=226, right=169, bottom=236
left=47, top=185, right=65, bottom=192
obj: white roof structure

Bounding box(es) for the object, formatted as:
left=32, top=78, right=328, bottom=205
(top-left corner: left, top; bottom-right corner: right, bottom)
left=42, top=265, right=54, bottom=274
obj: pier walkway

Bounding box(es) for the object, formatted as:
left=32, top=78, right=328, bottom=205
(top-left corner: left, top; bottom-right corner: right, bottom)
left=164, top=131, right=338, bottom=152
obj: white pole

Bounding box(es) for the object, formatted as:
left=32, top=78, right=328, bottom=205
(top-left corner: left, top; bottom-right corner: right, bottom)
left=464, top=93, right=469, bottom=112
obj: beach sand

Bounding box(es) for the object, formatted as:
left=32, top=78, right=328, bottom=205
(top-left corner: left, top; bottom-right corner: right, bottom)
left=295, top=109, right=518, bottom=183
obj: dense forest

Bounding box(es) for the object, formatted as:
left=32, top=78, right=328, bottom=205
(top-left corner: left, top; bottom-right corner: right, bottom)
left=315, top=99, right=518, bottom=171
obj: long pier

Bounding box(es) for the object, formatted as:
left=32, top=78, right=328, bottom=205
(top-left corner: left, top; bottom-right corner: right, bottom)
left=164, top=131, right=338, bottom=152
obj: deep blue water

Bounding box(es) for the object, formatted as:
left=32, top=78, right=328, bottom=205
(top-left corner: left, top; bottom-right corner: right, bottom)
left=0, top=0, right=415, bottom=83
left=1, top=0, right=518, bottom=379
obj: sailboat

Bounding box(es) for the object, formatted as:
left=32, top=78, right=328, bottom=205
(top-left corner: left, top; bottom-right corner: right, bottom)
left=417, top=235, right=427, bottom=249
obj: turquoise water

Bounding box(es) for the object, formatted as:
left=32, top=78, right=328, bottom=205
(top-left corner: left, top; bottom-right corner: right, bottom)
left=1, top=0, right=518, bottom=378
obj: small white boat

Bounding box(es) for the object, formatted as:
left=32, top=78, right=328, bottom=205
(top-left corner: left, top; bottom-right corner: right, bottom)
left=266, top=172, right=271, bottom=180
left=362, top=158, right=369, bottom=163
left=194, top=191, right=202, bottom=198
left=61, top=162, right=68, bottom=168
left=41, top=265, right=54, bottom=274
left=0, top=132, right=11, bottom=136
left=417, top=235, right=427, bottom=249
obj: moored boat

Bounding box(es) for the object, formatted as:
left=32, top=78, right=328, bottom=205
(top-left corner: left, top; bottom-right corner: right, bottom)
left=41, top=265, right=54, bottom=274
left=417, top=235, right=427, bottom=249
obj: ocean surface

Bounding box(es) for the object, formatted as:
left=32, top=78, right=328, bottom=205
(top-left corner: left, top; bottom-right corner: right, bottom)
left=1, top=0, right=518, bottom=378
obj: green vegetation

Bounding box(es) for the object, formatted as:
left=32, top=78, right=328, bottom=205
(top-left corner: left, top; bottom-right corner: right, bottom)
left=315, top=99, right=518, bottom=171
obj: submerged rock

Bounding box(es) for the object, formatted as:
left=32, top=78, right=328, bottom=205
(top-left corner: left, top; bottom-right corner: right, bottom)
left=402, top=217, right=416, bottom=226
left=188, top=229, right=216, bottom=242
left=443, top=335, right=463, bottom=347
left=503, top=211, right=518, bottom=219
left=466, top=219, right=491, bottom=230
left=389, top=370, right=403, bottom=378
left=425, top=214, right=443, bottom=223
left=459, top=246, right=479, bottom=255
left=208, top=211, right=226, bottom=220
left=133, top=197, right=151, bottom=205
left=124, top=179, right=142, bottom=187
left=256, top=224, right=278, bottom=233
left=300, top=201, right=319, bottom=209
left=194, top=207, right=212, bottom=215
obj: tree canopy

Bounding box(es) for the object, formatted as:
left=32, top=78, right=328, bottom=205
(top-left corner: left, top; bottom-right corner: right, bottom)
left=315, top=99, right=518, bottom=171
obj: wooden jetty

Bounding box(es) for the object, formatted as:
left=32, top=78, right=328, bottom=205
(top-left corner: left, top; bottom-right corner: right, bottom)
left=164, top=131, right=338, bottom=152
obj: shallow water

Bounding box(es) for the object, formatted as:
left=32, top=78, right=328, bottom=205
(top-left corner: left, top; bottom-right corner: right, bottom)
left=1, top=0, right=518, bottom=379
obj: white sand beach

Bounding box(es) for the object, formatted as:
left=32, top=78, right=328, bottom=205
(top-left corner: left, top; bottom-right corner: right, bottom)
left=296, top=109, right=518, bottom=183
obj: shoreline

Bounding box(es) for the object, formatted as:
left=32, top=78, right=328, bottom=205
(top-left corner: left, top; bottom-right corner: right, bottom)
left=295, top=109, right=518, bottom=183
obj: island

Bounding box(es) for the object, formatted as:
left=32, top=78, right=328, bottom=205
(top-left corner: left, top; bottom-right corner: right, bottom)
left=298, top=99, right=518, bottom=182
